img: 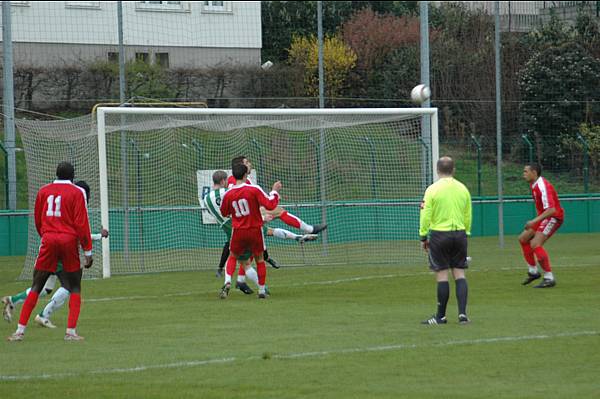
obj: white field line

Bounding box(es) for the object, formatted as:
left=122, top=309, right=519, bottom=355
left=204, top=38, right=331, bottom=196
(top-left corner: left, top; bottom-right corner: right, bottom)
left=1, top=330, right=597, bottom=381
left=83, top=263, right=599, bottom=304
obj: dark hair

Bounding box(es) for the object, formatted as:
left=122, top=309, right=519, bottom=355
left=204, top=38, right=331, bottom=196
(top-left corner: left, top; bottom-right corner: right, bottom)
left=74, top=180, right=90, bottom=204
left=232, top=163, right=248, bottom=180
left=437, top=156, right=454, bottom=176
left=231, top=155, right=247, bottom=170
left=212, top=170, right=228, bottom=185
left=56, top=161, right=75, bottom=181
left=526, top=163, right=542, bottom=176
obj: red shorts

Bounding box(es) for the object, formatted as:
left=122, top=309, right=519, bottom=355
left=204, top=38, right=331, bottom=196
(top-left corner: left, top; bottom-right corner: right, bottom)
left=35, top=233, right=81, bottom=273
left=230, top=227, right=265, bottom=258
left=534, top=217, right=562, bottom=239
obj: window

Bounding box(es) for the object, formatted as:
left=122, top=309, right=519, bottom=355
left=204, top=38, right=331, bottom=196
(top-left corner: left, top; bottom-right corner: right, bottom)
left=202, top=1, right=232, bottom=13
left=136, top=1, right=190, bottom=12
left=155, top=53, right=170, bottom=69
left=108, top=52, right=119, bottom=63
left=65, top=1, right=101, bottom=8
left=135, top=52, right=149, bottom=63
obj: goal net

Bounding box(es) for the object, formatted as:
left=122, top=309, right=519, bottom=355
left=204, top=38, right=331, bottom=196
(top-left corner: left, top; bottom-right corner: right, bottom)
left=17, top=108, right=438, bottom=279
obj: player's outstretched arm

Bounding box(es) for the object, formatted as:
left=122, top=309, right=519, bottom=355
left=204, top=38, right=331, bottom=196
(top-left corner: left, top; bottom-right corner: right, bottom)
left=257, top=181, right=281, bottom=211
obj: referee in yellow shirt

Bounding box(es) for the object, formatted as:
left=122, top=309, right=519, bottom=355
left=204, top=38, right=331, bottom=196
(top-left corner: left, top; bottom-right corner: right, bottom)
left=419, top=156, right=472, bottom=325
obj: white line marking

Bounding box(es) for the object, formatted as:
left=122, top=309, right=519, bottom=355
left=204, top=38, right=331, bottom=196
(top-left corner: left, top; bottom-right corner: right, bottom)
left=1, top=330, right=596, bottom=381
left=83, top=263, right=599, bottom=304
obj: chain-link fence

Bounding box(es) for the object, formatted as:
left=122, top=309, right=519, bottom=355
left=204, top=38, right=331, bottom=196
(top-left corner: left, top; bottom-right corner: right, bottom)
left=1, top=1, right=599, bottom=211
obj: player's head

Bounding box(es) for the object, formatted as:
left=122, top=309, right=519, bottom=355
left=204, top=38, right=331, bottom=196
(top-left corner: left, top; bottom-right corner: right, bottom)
left=523, top=163, right=542, bottom=182
left=56, top=161, right=75, bottom=181
left=212, top=170, right=228, bottom=188
left=437, top=156, right=455, bottom=177
left=232, top=163, right=248, bottom=180
left=231, top=155, right=252, bottom=172
left=74, top=180, right=91, bottom=204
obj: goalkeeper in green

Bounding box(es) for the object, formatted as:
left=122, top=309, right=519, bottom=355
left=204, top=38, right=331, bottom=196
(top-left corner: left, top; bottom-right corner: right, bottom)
left=204, top=170, right=317, bottom=295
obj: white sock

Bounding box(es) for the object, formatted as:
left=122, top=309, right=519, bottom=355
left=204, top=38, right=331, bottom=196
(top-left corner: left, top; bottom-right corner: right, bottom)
left=16, top=324, right=26, bottom=334
left=301, top=221, right=313, bottom=233
left=224, top=274, right=232, bottom=285
left=544, top=272, right=554, bottom=280
left=237, top=274, right=246, bottom=283
left=258, top=285, right=266, bottom=294
left=528, top=265, right=538, bottom=274
left=41, top=287, right=70, bottom=319
left=66, top=328, right=76, bottom=336
left=272, top=228, right=300, bottom=240
left=245, top=267, right=259, bottom=287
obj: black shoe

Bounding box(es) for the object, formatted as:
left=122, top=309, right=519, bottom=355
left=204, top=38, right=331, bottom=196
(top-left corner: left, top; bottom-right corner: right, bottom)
left=258, top=292, right=267, bottom=299
left=266, top=257, right=280, bottom=269
left=534, top=278, right=556, bottom=288
left=219, top=283, right=230, bottom=299
left=312, top=224, right=328, bottom=234
left=216, top=268, right=224, bottom=278
left=235, top=281, right=254, bottom=295
left=458, top=314, right=470, bottom=324
left=522, top=272, right=541, bottom=285
left=421, top=315, right=447, bottom=325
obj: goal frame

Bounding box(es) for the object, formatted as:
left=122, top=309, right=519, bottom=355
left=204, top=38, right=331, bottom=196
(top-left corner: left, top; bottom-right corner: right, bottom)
left=96, top=107, right=439, bottom=278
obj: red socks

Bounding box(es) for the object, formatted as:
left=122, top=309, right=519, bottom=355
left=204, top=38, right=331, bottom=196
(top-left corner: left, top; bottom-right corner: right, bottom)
left=67, top=293, right=81, bottom=329
left=256, top=261, right=266, bottom=285
left=520, top=241, right=536, bottom=266
left=279, top=211, right=301, bottom=229
left=534, top=247, right=551, bottom=272
left=18, top=290, right=39, bottom=326
left=225, top=256, right=237, bottom=277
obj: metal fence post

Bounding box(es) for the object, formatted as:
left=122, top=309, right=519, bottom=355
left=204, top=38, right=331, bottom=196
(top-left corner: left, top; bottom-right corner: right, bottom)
left=470, top=135, right=482, bottom=197
left=0, top=142, right=8, bottom=209
left=521, top=134, right=534, bottom=164
left=576, top=133, right=589, bottom=194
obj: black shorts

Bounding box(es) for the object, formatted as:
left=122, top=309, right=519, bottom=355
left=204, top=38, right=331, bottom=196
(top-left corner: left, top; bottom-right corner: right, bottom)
left=428, top=230, right=468, bottom=271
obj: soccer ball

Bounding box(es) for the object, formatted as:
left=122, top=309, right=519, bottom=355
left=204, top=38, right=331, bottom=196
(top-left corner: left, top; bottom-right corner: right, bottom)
left=411, top=84, right=431, bottom=104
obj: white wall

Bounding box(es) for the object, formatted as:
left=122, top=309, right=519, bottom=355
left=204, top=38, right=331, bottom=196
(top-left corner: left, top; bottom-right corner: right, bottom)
left=2, top=1, right=261, bottom=49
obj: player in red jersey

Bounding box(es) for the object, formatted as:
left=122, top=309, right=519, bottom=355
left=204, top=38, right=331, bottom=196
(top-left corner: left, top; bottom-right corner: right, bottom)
left=519, top=163, right=564, bottom=288
left=8, top=162, right=93, bottom=342
left=220, top=162, right=281, bottom=298
left=214, top=155, right=326, bottom=276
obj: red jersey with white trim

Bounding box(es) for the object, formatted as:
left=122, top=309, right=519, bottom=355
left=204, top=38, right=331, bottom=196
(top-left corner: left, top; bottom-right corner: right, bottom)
left=227, top=175, right=253, bottom=188
left=530, top=176, right=564, bottom=221
left=34, top=180, right=93, bottom=252
left=220, top=183, right=279, bottom=229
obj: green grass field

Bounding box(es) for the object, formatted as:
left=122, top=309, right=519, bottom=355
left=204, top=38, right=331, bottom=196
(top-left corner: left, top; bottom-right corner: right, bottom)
left=1, top=234, right=600, bottom=398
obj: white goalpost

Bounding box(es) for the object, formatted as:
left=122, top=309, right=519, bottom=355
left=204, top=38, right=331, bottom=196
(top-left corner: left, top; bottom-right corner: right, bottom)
left=17, top=107, right=438, bottom=280
left=95, top=107, right=439, bottom=279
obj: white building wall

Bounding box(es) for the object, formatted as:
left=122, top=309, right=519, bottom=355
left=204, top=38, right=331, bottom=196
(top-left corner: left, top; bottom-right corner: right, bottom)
left=2, top=1, right=261, bottom=48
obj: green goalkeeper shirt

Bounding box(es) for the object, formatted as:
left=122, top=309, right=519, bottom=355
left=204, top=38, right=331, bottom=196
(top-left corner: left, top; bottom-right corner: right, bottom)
left=419, top=177, right=472, bottom=239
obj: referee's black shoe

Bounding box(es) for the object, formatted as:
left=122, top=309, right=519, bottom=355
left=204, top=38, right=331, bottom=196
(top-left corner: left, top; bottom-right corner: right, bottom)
left=235, top=281, right=254, bottom=295
left=421, top=315, right=447, bottom=325
left=522, top=272, right=542, bottom=285
left=534, top=278, right=556, bottom=288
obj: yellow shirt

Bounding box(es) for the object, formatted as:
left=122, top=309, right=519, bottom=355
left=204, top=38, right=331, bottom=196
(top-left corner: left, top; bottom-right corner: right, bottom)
left=419, top=177, right=472, bottom=238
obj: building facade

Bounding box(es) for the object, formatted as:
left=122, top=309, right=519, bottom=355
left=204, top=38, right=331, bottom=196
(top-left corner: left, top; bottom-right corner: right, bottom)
left=1, top=1, right=262, bottom=68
